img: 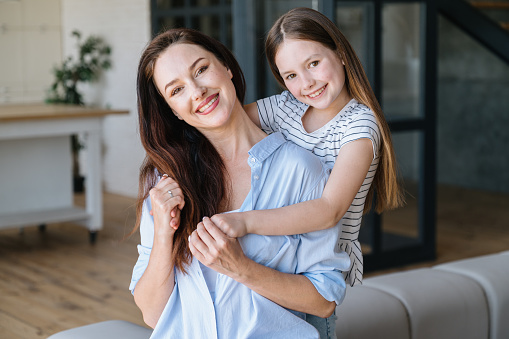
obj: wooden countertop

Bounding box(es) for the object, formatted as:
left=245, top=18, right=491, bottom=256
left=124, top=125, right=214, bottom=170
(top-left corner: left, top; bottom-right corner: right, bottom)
left=0, top=103, right=129, bottom=122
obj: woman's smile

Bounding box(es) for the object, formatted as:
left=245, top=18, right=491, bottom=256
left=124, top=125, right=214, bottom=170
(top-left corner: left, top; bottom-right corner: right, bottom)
left=153, top=43, right=236, bottom=131
left=196, top=93, right=219, bottom=114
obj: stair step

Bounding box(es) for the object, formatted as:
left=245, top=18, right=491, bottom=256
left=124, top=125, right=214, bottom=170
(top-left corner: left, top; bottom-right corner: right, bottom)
left=470, top=1, right=509, bottom=9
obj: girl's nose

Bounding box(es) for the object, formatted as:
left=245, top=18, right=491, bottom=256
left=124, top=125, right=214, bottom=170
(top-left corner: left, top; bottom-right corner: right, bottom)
left=302, top=75, right=315, bottom=89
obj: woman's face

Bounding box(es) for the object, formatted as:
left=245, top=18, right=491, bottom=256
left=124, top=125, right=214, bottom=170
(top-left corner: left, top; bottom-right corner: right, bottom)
left=275, top=38, right=350, bottom=113
left=153, top=43, right=237, bottom=132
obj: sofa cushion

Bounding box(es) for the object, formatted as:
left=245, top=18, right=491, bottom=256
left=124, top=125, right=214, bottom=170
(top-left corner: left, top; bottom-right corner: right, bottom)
left=434, top=252, right=509, bottom=339
left=363, top=268, right=489, bottom=339
left=46, top=320, right=152, bottom=339
left=335, top=285, right=410, bottom=339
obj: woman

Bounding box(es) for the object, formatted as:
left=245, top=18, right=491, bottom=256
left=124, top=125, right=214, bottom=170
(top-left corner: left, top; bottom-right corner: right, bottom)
left=129, top=28, right=350, bottom=339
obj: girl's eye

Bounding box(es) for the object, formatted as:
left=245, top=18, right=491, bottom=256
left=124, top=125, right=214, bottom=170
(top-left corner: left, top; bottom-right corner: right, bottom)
left=286, top=73, right=296, bottom=80
left=310, top=61, right=319, bottom=68
left=171, top=87, right=183, bottom=96
left=196, top=66, right=208, bottom=76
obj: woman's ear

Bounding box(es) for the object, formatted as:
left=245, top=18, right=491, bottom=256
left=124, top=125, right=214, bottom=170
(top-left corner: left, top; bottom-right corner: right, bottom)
left=172, top=109, right=183, bottom=120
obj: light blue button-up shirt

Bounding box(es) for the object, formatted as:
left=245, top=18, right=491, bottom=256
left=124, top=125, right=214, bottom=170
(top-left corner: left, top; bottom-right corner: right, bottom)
left=130, top=132, right=350, bottom=339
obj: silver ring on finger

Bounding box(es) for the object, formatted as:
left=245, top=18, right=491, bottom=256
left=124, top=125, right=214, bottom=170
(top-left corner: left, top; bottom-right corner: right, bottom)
left=168, top=190, right=173, bottom=197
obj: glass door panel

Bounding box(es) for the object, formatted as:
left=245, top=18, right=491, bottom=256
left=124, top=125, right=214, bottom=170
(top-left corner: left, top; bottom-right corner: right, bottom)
left=382, top=3, right=423, bottom=119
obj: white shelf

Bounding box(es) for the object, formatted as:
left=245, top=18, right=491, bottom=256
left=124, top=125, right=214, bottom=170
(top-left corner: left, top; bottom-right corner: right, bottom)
left=0, top=105, right=127, bottom=234
left=0, top=207, right=89, bottom=229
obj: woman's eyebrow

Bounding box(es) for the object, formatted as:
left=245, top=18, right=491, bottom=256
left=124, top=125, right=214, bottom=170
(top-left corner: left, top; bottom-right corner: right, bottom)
left=189, top=57, right=205, bottom=72
left=164, top=57, right=205, bottom=93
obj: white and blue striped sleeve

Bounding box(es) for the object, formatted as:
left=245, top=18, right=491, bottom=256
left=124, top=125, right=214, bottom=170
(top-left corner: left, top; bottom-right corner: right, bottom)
left=340, top=110, right=381, bottom=159
left=256, top=94, right=283, bottom=134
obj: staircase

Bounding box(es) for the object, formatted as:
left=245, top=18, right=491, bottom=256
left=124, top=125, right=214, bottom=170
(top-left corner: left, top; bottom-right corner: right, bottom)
left=439, top=0, right=509, bottom=64
left=470, top=1, right=509, bottom=30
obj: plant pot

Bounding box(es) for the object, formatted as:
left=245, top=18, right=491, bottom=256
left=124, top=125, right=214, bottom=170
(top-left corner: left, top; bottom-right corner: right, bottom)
left=73, top=175, right=85, bottom=193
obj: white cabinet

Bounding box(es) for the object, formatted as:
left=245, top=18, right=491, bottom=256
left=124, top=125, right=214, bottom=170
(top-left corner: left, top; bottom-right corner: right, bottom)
left=0, top=104, right=128, bottom=240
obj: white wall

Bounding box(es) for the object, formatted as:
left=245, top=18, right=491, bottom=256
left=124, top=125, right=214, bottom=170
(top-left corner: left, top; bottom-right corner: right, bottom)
left=0, top=0, right=62, bottom=103
left=61, top=0, right=151, bottom=197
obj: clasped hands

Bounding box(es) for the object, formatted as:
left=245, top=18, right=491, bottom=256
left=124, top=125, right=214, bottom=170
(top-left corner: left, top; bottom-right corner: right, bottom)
left=149, top=175, right=249, bottom=277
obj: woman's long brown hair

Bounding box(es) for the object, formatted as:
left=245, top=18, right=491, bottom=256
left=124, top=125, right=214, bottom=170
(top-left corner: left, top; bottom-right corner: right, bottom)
left=132, top=28, right=246, bottom=273
left=265, top=7, right=404, bottom=213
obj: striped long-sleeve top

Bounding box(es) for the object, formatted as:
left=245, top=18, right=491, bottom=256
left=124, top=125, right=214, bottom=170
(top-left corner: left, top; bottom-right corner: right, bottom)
left=257, top=90, right=380, bottom=286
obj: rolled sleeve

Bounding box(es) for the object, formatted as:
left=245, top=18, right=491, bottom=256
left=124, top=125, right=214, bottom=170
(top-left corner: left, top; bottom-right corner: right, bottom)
left=129, top=197, right=155, bottom=294
left=296, top=227, right=350, bottom=305
left=129, top=244, right=152, bottom=294
left=291, top=166, right=350, bottom=306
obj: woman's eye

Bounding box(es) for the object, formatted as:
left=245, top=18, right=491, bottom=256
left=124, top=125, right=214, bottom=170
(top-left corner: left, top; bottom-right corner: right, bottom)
left=310, top=61, right=319, bottom=68
left=196, top=66, right=208, bottom=76
left=171, top=87, right=183, bottom=96
left=286, top=74, right=296, bottom=80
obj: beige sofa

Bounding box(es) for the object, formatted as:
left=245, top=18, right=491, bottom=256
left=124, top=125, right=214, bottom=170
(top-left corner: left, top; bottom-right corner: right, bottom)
left=336, top=250, right=509, bottom=339
left=48, top=251, right=509, bottom=339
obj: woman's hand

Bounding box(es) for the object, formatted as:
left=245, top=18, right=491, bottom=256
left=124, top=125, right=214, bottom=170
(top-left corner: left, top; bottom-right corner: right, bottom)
left=149, top=175, right=185, bottom=238
left=210, top=212, right=248, bottom=238
left=189, top=217, right=248, bottom=279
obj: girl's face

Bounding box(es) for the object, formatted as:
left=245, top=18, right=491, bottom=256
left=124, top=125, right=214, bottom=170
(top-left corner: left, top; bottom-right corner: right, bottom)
left=275, top=38, right=351, bottom=113
left=153, top=43, right=237, bottom=132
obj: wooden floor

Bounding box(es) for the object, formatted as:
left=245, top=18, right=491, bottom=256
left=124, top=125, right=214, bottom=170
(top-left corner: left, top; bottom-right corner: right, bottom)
left=0, top=185, right=508, bottom=338
left=367, top=184, right=509, bottom=275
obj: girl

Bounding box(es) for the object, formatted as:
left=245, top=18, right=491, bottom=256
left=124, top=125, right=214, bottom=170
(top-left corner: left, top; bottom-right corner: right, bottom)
left=211, top=7, right=403, bottom=288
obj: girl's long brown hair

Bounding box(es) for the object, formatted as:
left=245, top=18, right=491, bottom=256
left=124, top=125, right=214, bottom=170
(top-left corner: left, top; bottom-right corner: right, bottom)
left=265, top=7, right=404, bottom=213
left=132, top=28, right=246, bottom=273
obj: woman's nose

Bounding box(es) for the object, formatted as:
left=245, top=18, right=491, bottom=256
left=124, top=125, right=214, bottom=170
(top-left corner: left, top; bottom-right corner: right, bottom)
left=192, top=85, right=207, bottom=101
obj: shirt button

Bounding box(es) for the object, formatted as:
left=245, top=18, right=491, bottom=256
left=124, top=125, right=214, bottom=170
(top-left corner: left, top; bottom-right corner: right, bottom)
left=254, top=175, right=259, bottom=180
left=250, top=158, right=256, bottom=163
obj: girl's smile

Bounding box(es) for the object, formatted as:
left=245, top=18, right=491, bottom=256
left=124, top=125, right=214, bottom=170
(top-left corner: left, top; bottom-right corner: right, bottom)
left=306, top=84, right=327, bottom=99
left=275, top=39, right=352, bottom=119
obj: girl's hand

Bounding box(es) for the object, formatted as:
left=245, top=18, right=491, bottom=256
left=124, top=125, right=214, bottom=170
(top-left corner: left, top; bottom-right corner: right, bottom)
left=210, top=212, right=248, bottom=238
left=189, top=217, right=248, bottom=279
left=149, top=175, right=185, bottom=237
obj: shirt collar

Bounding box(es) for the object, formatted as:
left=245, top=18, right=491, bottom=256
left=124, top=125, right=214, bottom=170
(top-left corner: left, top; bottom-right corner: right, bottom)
left=248, top=132, right=286, bottom=163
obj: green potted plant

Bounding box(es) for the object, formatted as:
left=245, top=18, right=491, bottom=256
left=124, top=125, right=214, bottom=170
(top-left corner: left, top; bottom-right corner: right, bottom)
left=46, top=30, right=112, bottom=192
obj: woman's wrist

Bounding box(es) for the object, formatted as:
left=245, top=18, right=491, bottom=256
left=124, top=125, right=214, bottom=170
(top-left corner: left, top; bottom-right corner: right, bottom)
left=243, top=211, right=256, bottom=234
left=229, top=256, right=255, bottom=284
left=153, top=233, right=175, bottom=249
